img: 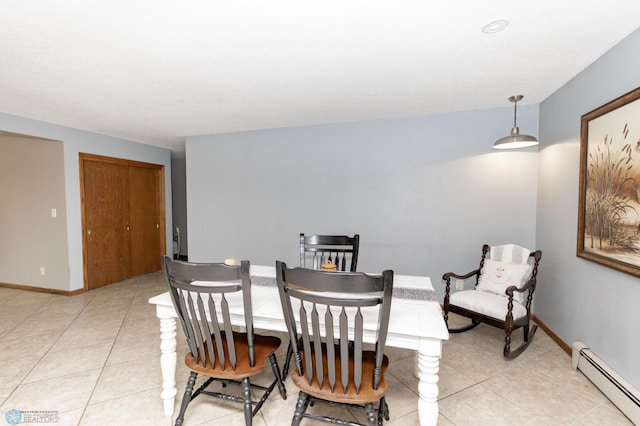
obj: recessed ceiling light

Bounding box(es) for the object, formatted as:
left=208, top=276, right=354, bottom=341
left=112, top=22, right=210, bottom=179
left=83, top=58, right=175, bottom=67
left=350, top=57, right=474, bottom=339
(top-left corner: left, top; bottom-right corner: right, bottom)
left=482, top=19, right=509, bottom=34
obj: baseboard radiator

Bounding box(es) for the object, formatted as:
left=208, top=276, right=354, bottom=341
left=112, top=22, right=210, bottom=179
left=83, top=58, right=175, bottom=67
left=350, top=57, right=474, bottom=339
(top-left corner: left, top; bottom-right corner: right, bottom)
left=572, top=341, right=640, bottom=424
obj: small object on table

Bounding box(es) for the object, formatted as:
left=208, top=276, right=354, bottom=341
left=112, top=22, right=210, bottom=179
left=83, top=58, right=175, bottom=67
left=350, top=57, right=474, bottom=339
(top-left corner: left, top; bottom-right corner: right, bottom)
left=321, top=260, right=337, bottom=272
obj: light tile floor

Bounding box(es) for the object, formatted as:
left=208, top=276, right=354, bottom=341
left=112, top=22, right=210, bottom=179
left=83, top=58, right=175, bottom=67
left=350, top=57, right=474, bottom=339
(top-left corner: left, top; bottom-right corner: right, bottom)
left=0, top=272, right=632, bottom=425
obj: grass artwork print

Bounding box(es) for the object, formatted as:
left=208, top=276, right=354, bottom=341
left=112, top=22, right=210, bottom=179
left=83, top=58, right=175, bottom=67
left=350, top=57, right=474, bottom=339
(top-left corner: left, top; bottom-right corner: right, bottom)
left=578, top=87, right=640, bottom=276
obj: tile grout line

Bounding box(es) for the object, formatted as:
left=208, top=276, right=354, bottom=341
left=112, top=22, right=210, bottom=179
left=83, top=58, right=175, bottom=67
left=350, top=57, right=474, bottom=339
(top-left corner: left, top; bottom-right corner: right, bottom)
left=0, top=292, right=95, bottom=412
left=75, top=286, right=139, bottom=426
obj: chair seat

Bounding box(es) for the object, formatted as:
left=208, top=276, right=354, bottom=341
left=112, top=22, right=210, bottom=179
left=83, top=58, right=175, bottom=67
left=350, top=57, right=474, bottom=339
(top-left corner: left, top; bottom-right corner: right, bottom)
left=449, top=290, right=527, bottom=320
left=185, top=332, right=281, bottom=379
left=291, top=349, right=389, bottom=405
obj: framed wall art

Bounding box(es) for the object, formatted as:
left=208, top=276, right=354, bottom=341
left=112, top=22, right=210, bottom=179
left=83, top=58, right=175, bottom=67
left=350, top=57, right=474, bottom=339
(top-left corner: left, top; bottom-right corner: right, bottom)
left=577, top=86, right=640, bottom=276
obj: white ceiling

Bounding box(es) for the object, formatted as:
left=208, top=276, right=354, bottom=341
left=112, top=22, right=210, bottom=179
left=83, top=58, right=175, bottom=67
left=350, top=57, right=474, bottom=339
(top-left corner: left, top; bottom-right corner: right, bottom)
left=2, top=1, right=640, bottom=154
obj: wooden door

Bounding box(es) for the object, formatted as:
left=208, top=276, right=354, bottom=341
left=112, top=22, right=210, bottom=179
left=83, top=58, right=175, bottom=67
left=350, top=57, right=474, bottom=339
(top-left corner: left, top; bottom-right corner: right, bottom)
left=81, top=154, right=165, bottom=290
left=129, top=165, right=162, bottom=275
left=82, top=159, right=131, bottom=289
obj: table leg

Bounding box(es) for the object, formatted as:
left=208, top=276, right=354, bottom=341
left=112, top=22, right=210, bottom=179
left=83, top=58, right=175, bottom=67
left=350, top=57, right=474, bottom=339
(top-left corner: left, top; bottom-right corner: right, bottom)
left=416, top=338, right=441, bottom=426
left=158, top=313, right=177, bottom=417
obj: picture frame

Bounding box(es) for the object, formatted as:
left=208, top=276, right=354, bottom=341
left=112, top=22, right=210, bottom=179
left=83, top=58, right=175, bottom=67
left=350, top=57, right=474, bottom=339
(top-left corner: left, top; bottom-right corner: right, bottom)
left=577, top=86, right=640, bottom=277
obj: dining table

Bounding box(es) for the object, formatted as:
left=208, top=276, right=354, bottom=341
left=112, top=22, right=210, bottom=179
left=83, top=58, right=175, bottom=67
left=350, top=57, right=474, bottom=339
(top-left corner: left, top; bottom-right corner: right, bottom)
left=148, top=265, right=449, bottom=426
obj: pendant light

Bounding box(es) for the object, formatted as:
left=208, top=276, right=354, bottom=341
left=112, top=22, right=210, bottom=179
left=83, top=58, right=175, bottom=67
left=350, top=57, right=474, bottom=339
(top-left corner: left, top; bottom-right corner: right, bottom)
left=492, top=95, right=538, bottom=149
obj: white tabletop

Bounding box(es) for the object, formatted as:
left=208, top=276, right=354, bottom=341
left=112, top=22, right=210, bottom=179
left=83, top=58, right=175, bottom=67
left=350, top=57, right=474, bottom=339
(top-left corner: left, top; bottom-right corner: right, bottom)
left=149, top=264, right=449, bottom=347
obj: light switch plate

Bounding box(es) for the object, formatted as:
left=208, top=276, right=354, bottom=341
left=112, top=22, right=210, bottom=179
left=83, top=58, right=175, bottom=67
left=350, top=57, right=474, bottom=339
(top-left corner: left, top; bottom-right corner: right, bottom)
left=455, top=279, right=464, bottom=290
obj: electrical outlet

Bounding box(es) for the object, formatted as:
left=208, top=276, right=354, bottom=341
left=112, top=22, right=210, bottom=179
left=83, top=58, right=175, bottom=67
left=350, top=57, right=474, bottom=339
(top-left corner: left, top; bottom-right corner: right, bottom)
left=40, top=267, right=46, bottom=276
left=51, top=208, right=57, bottom=218
left=455, top=279, right=463, bottom=290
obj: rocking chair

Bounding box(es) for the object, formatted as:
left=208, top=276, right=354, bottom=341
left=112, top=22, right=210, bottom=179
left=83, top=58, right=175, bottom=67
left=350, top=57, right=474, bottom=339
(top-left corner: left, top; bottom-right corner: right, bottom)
left=442, top=244, right=542, bottom=359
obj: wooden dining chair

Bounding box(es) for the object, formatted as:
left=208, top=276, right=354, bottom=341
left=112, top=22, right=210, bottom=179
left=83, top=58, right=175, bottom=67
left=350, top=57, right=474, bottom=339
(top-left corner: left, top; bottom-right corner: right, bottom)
left=276, top=260, right=393, bottom=425
left=162, top=256, right=287, bottom=426
left=300, top=233, right=360, bottom=272
left=442, top=244, right=542, bottom=359
left=284, top=234, right=361, bottom=386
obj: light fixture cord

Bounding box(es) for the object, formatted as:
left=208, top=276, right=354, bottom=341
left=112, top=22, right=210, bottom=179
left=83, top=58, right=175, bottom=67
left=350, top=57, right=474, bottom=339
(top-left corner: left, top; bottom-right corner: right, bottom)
left=513, top=99, right=518, bottom=128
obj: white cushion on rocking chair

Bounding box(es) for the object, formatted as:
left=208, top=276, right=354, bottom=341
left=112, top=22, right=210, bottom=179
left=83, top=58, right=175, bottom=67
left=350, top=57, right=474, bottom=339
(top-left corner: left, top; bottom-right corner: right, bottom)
left=476, top=259, right=533, bottom=305
left=449, top=290, right=527, bottom=321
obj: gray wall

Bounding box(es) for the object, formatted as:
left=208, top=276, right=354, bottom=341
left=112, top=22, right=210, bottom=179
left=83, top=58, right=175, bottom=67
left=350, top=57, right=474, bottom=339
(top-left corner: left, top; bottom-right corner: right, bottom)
left=0, top=134, right=70, bottom=290
left=171, top=158, right=188, bottom=258
left=185, top=106, right=539, bottom=302
left=0, top=113, right=173, bottom=291
left=537, top=28, right=640, bottom=389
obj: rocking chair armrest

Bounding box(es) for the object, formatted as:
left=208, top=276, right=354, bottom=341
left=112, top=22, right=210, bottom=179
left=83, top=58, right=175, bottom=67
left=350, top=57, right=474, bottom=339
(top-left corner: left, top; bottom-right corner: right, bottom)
left=442, top=269, right=480, bottom=295
left=505, top=277, right=536, bottom=299
left=442, top=269, right=480, bottom=283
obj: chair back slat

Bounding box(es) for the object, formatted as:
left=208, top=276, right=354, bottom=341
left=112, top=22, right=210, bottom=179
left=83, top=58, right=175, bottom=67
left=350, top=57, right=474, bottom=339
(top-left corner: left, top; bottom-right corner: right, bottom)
left=300, top=233, right=360, bottom=272
left=201, top=297, right=217, bottom=366
left=339, top=307, right=349, bottom=394
left=185, top=295, right=206, bottom=364
left=195, top=295, right=214, bottom=366
left=209, top=295, right=228, bottom=368
left=276, top=261, right=393, bottom=396
left=177, top=291, right=198, bottom=358
left=220, top=295, right=237, bottom=368
left=311, top=305, right=324, bottom=389
left=353, top=307, right=363, bottom=393
left=299, top=303, right=313, bottom=385
left=162, top=256, right=254, bottom=372
left=325, top=308, right=336, bottom=392
left=207, top=297, right=225, bottom=367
